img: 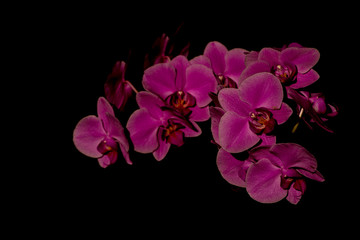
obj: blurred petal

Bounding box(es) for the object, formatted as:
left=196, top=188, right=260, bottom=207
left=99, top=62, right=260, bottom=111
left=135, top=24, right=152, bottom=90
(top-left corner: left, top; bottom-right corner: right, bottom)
left=238, top=72, right=283, bottom=109
left=184, top=64, right=217, bottom=107
left=204, top=41, right=227, bottom=74
left=126, top=109, right=161, bottom=153
left=73, top=115, right=106, bottom=158
left=143, top=62, right=176, bottom=100
left=97, top=97, right=115, bottom=132
left=246, top=158, right=287, bottom=204
left=216, top=148, right=246, bottom=187
left=219, top=111, right=259, bottom=153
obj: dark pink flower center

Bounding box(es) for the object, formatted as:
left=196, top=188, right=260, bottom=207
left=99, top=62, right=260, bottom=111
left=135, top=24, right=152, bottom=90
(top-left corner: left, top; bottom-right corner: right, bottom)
left=271, top=64, right=297, bottom=84
left=167, top=91, right=196, bottom=117
left=161, top=120, right=185, bottom=147
left=216, top=74, right=237, bottom=90
left=248, top=108, right=276, bottom=134
left=97, top=137, right=119, bottom=162
left=280, top=175, right=306, bottom=194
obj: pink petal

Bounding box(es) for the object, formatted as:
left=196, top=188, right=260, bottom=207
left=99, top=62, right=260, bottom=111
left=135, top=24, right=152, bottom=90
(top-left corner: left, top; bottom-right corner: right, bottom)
left=246, top=158, right=287, bottom=204
left=280, top=47, right=320, bottom=73
left=136, top=91, right=165, bottom=119
left=218, top=88, right=251, bottom=117
left=204, top=41, right=228, bottom=75
left=270, top=143, right=318, bottom=172
left=270, top=102, right=293, bottom=125
left=224, top=48, right=247, bottom=82
left=126, top=109, right=161, bottom=154
left=184, top=64, right=217, bottom=107
left=104, top=113, right=129, bottom=152
left=97, top=97, right=115, bottom=132
left=190, top=55, right=211, bottom=68
left=73, top=115, right=106, bottom=158
left=286, top=186, right=303, bottom=205
left=209, top=107, right=225, bottom=144
left=291, top=69, right=319, bottom=89
left=238, top=72, right=283, bottom=109
left=119, top=143, right=132, bottom=165
left=297, top=169, right=325, bottom=182
left=189, top=105, right=210, bottom=122
left=153, top=130, right=171, bottom=161
left=258, top=48, right=281, bottom=67
left=181, top=120, right=202, bottom=138
left=216, top=148, right=246, bottom=187
left=238, top=61, right=270, bottom=85
left=171, top=55, right=190, bottom=90
left=143, top=62, right=176, bottom=100
left=219, top=111, right=260, bottom=153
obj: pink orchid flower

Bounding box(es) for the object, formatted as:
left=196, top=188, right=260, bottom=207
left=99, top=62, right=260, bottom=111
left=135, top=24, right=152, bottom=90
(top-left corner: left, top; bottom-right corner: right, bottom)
left=239, top=43, right=320, bottom=90
left=216, top=72, right=293, bottom=153
left=73, top=97, right=131, bottom=168
left=191, top=41, right=247, bottom=91
left=126, top=91, right=201, bottom=161
left=143, top=55, right=217, bottom=122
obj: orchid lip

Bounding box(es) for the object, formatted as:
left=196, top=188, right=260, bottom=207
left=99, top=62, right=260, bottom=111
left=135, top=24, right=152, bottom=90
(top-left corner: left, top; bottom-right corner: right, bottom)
left=166, top=90, right=196, bottom=117
left=248, top=108, right=276, bottom=135
left=271, top=64, right=297, bottom=85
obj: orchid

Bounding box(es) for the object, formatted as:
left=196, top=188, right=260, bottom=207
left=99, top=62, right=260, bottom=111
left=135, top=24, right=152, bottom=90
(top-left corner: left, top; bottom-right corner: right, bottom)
left=240, top=43, right=320, bottom=90
left=216, top=72, right=293, bottom=153
left=73, top=97, right=131, bottom=168
left=143, top=55, right=217, bottom=122
left=191, top=41, right=247, bottom=91
left=126, top=91, right=201, bottom=161
left=73, top=30, right=337, bottom=205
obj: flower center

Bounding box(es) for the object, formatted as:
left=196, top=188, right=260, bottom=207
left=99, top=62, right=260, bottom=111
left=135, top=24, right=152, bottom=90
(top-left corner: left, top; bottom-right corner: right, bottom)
left=248, top=108, right=276, bottom=134
left=271, top=64, right=297, bottom=84
left=167, top=91, right=196, bottom=116
left=216, top=74, right=237, bottom=89
left=161, top=120, right=185, bottom=147
left=97, top=138, right=118, bottom=155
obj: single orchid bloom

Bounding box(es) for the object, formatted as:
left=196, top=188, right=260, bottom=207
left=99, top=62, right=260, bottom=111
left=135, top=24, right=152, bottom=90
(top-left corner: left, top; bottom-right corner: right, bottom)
left=191, top=41, right=247, bottom=91
left=126, top=91, right=201, bottom=161
left=246, top=143, right=325, bottom=204
left=73, top=97, right=131, bottom=168
left=217, top=72, right=293, bottom=153
left=239, top=43, right=320, bottom=90
left=144, top=33, right=190, bottom=69
left=104, top=61, right=136, bottom=111
left=143, top=55, right=217, bottom=122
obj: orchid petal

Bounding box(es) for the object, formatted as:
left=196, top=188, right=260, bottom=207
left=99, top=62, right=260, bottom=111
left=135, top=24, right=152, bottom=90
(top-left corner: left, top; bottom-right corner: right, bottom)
left=224, top=48, right=247, bottom=82
left=204, top=41, right=227, bottom=74
left=218, top=88, right=251, bottom=117
left=270, top=102, right=293, bottom=124
left=291, top=69, right=319, bottom=89
left=216, top=148, right=246, bottom=187
left=280, top=47, right=320, bottom=73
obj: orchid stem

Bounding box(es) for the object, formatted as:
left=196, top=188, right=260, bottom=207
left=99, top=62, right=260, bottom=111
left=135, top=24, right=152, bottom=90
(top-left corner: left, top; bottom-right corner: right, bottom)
left=126, top=81, right=139, bottom=94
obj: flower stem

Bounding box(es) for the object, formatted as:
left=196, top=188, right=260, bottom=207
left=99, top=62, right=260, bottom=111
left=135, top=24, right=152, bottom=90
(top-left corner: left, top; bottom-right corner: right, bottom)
left=126, top=81, right=139, bottom=94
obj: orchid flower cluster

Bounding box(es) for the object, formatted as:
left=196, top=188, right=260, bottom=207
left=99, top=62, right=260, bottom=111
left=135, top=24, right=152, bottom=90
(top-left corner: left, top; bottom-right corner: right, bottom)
left=73, top=35, right=338, bottom=204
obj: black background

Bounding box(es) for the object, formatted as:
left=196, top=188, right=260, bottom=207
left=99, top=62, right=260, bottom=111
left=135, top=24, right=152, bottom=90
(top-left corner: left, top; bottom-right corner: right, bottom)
left=14, top=3, right=356, bottom=235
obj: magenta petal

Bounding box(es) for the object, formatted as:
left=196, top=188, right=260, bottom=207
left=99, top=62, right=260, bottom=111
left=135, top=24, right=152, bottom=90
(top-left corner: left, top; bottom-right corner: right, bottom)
left=143, top=62, right=176, bottom=100
left=119, top=143, right=132, bottom=165
left=291, top=69, right=319, bottom=89
left=182, top=120, right=202, bottom=138
left=216, top=148, right=246, bottom=187
left=219, top=111, right=259, bottom=153
left=136, top=91, right=165, bottom=118
left=224, top=48, right=247, bottom=82
left=104, top=113, right=129, bottom=152
left=98, top=154, right=112, bottom=168
left=171, top=55, right=190, bottom=90
left=189, top=105, right=210, bottom=122
left=73, top=115, right=106, bottom=158
left=238, top=61, right=270, bottom=85
left=238, top=72, right=283, bottom=109
left=209, top=107, right=225, bottom=144
left=204, top=41, right=227, bottom=74
left=270, top=103, right=293, bottom=125
left=286, top=186, right=303, bottom=205
left=97, top=97, right=115, bottom=132
left=297, top=169, right=325, bottom=182
left=190, top=55, right=212, bottom=68
left=258, top=48, right=281, bottom=66
left=153, top=131, right=171, bottom=161
left=280, top=47, right=320, bottom=73
left=270, top=143, right=317, bottom=172
left=218, top=88, right=251, bottom=117
left=246, top=158, right=287, bottom=204
left=126, top=109, right=161, bottom=154
left=184, top=64, right=217, bottom=107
